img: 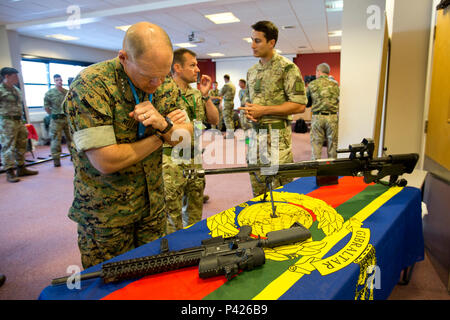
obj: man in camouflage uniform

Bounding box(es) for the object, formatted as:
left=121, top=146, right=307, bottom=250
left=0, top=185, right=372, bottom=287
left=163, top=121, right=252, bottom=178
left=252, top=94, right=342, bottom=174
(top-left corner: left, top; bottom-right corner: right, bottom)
left=0, top=67, right=38, bottom=183
left=239, top=21, right=307, bottom=197
left=163, top=48, right=219, bottom=233
left=306, top=63, right=340, bottom=160
left=238, top=79, right=252, bottom=142
left=64, top=22, right=193, bottom=268
left=44, top=74, right=71, bottom=167
left=209, top=81, right=223, bottom=131
left=220, top=74, right=236, bottom=138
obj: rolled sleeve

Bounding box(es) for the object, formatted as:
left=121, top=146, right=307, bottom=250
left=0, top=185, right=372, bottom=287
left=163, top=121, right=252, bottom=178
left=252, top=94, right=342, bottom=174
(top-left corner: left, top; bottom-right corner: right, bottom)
left=72, top=125, right=117, bottom=152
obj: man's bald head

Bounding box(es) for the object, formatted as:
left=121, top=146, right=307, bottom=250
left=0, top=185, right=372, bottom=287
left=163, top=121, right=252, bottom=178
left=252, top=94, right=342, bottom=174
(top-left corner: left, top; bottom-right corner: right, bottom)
left=119, top=22, right=173, bottom=93
left=122, top=22, right=172, bottom=62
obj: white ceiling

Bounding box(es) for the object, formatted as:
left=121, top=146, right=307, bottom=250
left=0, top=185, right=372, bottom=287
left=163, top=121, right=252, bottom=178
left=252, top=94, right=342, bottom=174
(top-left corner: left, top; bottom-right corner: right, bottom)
left=0, top=0, right=342, bottom=59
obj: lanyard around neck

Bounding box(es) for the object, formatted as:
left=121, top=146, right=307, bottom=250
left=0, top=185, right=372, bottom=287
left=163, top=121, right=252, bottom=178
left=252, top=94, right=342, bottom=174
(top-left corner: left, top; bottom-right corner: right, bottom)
left=127, top=78, right=152, bottom=139
left=181, top=94, right=196, bottom=120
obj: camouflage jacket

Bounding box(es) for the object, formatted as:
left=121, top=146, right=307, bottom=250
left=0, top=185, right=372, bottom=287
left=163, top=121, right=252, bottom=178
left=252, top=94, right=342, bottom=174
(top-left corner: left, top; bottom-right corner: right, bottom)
left=220, top=82, right=236, bottom=101
left=239, top=88, right=248, bottom=107
left=65, top=57, right=180, bottom=228
left=0, top=83, right=23, bottom=117
left=247, top=52, right=307, bottom=122
left=179, top=85, right=206, bottom=123
left=44, top=87, right=68, bottom=115
left=163, top=82, right=205, bottom=151
left=306, top=75, right=340, bottom=114
left=208, top=88, right=220, bottom=106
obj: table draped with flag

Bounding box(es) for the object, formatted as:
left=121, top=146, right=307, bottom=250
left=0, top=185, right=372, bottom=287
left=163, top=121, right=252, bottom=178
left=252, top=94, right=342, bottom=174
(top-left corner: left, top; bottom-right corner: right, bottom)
left=39, top=176, right=424, bottom=300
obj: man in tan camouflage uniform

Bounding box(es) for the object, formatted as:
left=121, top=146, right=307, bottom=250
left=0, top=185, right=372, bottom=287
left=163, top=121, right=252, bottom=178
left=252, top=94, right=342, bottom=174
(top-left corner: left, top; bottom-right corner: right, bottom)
left=64, top=22, right=193, bottom=268
left=163, top=48, right=219, bottom=233
left=0, top=67, right=38, bottom=183
left=239, top=21, right=307, bottom=197
left=44, top=74, right=71, bottom=167
left=238, top=79, right=252, bottom=142
left=209, top=81, right=223, bottom=131
left=306, top=63, right=340, bottom=160
left=220, top=74, right=236, bottom=138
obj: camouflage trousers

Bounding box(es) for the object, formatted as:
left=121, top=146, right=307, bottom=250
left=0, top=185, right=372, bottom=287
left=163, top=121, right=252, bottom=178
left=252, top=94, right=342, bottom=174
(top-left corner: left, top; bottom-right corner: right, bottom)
left=223, top=101, right=235, bottom=131
left=210, top=103, right=223, bottom=131
left=0, top=118, right=27, bottom=170
left=50, top=117, right=72, bottom=159
left=247, top=124, right=294, bottom=197
left=310, top=114, right=338, bottom=160
left=162, top=151, right=205, bottom=234
left=77, top=210, right=166, bottom=269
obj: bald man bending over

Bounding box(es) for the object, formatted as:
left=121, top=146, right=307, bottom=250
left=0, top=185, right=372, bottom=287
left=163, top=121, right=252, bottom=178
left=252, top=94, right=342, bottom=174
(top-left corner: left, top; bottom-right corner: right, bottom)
left=64, top=22, right=193, bottom=268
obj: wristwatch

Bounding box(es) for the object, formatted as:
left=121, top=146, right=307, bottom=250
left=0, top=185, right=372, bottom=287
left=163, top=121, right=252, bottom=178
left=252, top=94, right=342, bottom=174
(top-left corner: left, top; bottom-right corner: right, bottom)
left=157, top=116, right=173, bottom=134
left=201, top=94, right=210, bottom=102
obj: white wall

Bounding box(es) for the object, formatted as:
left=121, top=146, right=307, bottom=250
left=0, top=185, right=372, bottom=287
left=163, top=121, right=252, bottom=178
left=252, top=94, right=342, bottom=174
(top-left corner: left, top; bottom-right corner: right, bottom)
left=19, top=35, right=117, bottom=63
left=383, top=0, right=432, bottom=156
left=215, top=55, right=295, bottom=108
left=338, top=0, right=386, bottom=151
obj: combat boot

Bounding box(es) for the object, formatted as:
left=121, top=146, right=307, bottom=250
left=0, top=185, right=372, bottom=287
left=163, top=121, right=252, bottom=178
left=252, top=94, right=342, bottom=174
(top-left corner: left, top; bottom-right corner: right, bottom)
left=6, top=169, right=20, bottom=183
left=54, top=158, right=61, bottom=167
left=16, top=165, right=39, bottom=177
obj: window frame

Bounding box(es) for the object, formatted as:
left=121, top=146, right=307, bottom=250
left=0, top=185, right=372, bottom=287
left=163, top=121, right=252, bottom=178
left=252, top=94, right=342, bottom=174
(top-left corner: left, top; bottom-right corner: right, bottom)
left=21, top=55, right=92, bottom=110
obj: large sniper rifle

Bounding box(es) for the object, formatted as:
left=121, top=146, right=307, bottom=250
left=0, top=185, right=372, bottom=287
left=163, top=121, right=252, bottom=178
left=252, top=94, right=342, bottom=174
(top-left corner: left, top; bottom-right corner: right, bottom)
left=51, top=224, right=311, bottom=286
left=185, top=138, right=419, bottom=218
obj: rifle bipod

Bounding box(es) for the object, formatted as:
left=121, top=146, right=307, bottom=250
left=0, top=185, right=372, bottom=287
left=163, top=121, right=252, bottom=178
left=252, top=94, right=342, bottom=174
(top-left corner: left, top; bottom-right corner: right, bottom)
left=252, top=173, right=279, bottom=218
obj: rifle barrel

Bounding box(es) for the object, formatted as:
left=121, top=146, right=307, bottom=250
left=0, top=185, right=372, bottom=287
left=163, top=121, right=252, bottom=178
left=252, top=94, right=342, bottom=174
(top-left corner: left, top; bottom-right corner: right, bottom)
left=51, top=270, right=102, bottom=286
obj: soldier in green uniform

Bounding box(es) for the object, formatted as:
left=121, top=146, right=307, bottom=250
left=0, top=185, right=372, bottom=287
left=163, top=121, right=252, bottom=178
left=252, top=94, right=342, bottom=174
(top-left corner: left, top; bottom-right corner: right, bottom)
left=64, top=22, right=193, bottom=268
left=0, top=67, right=38, bottom=183
left=238, top=79, right=252, bottom=142
left=220, top=74, right=236, bottom=138
left=209, top=81, right=223, bottom=131
left=306, top=63, right=340, bottom=160
left=239, top=21, right=307, bottom=197
left=44, top=74, right=71, bottom=167
left=163, top=48, right=219, bottom=233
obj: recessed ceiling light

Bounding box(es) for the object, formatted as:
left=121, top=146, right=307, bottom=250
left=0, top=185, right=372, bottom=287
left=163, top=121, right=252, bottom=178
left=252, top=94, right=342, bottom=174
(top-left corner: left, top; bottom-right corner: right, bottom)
left=326, top=1, right=343, bottom=12
left=45, top=34, right=79, bottom=41
left=281, top=25, right=296, bottom=29
left=243, top=37, right=252, bottom=43
left=328, top=30, right=342, bottom=37
left=174, top=42, right=198, bottom=48
left=115, top=25, right=131, bottom=32
left=275, top=49, right=282, bottom=54
left=205, top=12, right=240, bottom=24
left=207, top=53, right=225, bottom=57
left=329, top=45, right=341, bottom=50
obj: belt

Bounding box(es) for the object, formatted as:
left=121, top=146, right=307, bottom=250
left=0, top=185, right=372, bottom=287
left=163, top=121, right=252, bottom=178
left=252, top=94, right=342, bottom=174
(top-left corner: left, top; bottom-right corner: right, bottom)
left=254, top=120, right=287, bottom=131
left=0, top=115, right=22, bottom=120
left=163, top=146, right=196, bottom=158
left=51, top=114, right=66, bottom=119
left=313, top=111, right=337, bottom=115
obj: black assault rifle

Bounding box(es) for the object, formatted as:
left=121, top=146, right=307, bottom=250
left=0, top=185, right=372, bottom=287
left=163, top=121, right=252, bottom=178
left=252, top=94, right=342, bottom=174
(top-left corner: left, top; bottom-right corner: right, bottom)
left=51, top=223, right=311, bottom=286
left=185, top=138, right=419, bottom=218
